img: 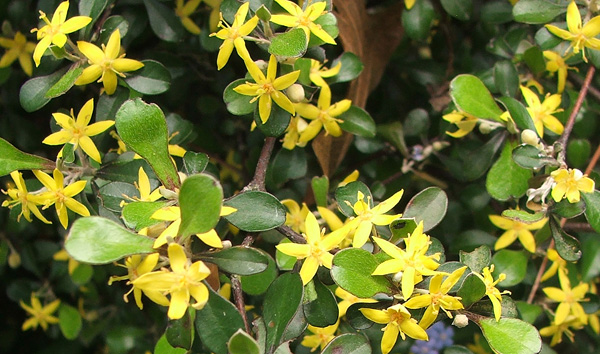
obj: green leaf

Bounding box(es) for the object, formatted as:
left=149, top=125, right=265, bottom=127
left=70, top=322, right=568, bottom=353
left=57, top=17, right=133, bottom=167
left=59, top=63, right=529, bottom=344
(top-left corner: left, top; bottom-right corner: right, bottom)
left=143, top=0, right=185, bottom=42
left=311, top=176, right=329, bottom=207
left=582, top=191, right=600, bottom=233
left=549, top=217, right=581, bottom=262
left=339, top=106, right=376, bottom=138
left=523, top=46, right=546, bottom=74
left=263, top=273, right=304, bottom=352
left=65, top=216, right=156, bottom=264
left=240, top=250, right=278, bottom=295
left=183, top=152, right=209, bottom=175
left=0, top=138, right=54, bottom=176
left=513, top=0, right=565, bottom=24
left=115, top=98, right=180, bottom=190
left=402, top=0, right=435, bottom=41
left=268, top=28, right=308, bottom=58
left=580, top=236, right=600, bottom=282
left=457, top=273, right=486, bottom=307
left=96, top=87, right=129, bottom=121
left=478, top=318, right=542, bottom=354
left=389, top=218, right=418, bottom=242
left=497, top=97, right=536, bottom=133
left=45, top=65, right=83, bottom=98
left=98, top=181, right=139, bottom=212
left=155, top=334, right=187, bottom=354
left=403, top=108, right=430, bottom=137
left=309, top=12, right=338, bottom=46
left=516, top=301, right=543, bottom=324
left=99, top=16, right=130, bottom=44
left=79, top=0, right=108, bottom=27
left=199, top=246, right=268, bottom=275
left=550, top=198, right=585, bottom=219
left=377, top=122, right=409, bottom=157
left=450, top=74, right=504, bottom=121
left=228, top=330, right=260, bottom=354
left=441, top=0, right=472, bottom=21
left=19, top=67, right=66, bottom=112
left=59, top=304, right=82, bottom=340
left=501, top=209, right=545, bottom=224
left=321, top=333, right=372, bottom=354
left=403, top=187, right=448, bottom=231
left=486, top=141, right=532, bottom=201
left=224, top=79, right=256, bottom=116
left=328, top=52, right=364, bottom=84
left=481, top=1, right=514, bottom=24
left=331, top=248, right=391, bottom=298
left=492, top=250, right=528, bottom=287
left=440, top=132, right=506, bottom=181
left=166, top=309, right=195, bottom=350
left=303, top=278, right=338, bottom=327
left=254, top=104, right=291, bottom=137
left=224, top=191, right=286, bottom=232
left=335, top=181, right=372, bottom=217
left=271, top=147, right=307, bottom=185
left=122, top=201, right=167, bottom=230
left=512, top=144, right=557, bottom=169
left=125, top=60, right=171, bottom=95
left=460, top=245, right=491, bottom=274
left=493, top=61, right=519, bottom=97
left=566, top=139, right=591, bottom=169
left=178, top=174, right=223, bottom=237
left=195, top=286, right=245, bottom=354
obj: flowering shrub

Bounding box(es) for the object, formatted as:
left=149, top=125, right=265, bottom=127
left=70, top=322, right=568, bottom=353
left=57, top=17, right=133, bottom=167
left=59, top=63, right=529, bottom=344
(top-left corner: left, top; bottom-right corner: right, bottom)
left=2, top=0, right=600, bottom=353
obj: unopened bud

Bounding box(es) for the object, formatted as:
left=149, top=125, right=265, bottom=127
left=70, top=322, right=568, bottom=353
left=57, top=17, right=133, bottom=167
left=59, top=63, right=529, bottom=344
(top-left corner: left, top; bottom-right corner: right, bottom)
left=159, top=187, right=179, bottom=200
left=286, top=84, right=305, bottom=103
left=255, top=60, right=268, bottom=71
left=521, top=129, right=539, bottom=146
left=432, top=141, right=449, bottom=151
left=452, top=314, right=469, bottom=328
left=221, top=240, right=232, bottom=249
left=8, top=250, right=21, bottom=268
left=479, top=121, right=494, bottom=134
left=392, top=271, right=403, bottom=283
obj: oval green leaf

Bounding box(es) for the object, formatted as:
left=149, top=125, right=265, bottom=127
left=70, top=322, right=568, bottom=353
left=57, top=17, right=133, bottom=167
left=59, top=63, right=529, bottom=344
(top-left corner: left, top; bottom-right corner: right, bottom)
left=59, top=304, right=82, bottom=340
left=19, top=67, right=66, bottom=112
left=331, top=248, right=391, bottom=298
left=303, top=278, right=338, bottom=327
left=512, top=144, right=558, bottom=169
left=497, top=96, right=536, bottom=132
left=224, top=79, right=256, bottom=116
left=0, top=138, right=54, bottom=176
left=143, top=0, right=185, bottom=42
left=45, top=65, right=83, bottom=98
left=335, top=181, right=372, bottom=217
left=582, top=191, right=600, bottom=233
left=228, top=330, right=260, bottom=354
left=486, top=141, right=532, bottom=201
left=240, top=250, right=278, bottom=295
left=513, top=0, right=565, bottom=24
left=125, top=60, right=171, bottom=95
left=493, top=61, right=519, bottom=97
left=441, top=0, right=473, bottom=21
left=403, top=187, right=448, bottom=231
left=178, top=174, right=223, bottom=237
left=224, top=191, right=286, bottom=232
left=478, top=318, right=542, bottom=354
left=402, top=0, right=435, bottom=41
left=263, top=273, right=304, bottom=352
left=338, top=106, right=376, bottom=138
left=491, top=250, right=528, bottom=287
left=269, top=28, right=308, bottom=58
left=321, top=333, right=372, bottom=354
left=199, top=246, right=268, bottom=275
left=549, top=217, right=581, bottom=262
left=450, top=74, right=503, bottom=121
left=122, top=201, right=168, bottom=231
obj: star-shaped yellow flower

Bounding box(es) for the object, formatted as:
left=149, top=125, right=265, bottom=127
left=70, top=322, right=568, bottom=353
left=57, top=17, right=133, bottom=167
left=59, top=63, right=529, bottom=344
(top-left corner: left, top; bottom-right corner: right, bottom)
left=489, top=213, right=547, bottom=253
left=42, top=98, right=115, bottom=163
left=132, top=243, right=211, bottom=319
left=276, top=211, right=348, bottom=285
left=30, top=1, right=92, bottom=66
left=543, top=51, right=577, bottom=93
left=0, top=31, right=36, bottom=76
left=270, top=0, right=336, bottom=45
left=75, top=29, right=144, bottom=95
left=301, top=320, right=339, bottom=352
left=540, top=315, right=584, bottom=346
left=360, top=303, right=428, bottom=354
left=545, top=1, right=600, bottom=62
left=234, top=54, right=300, bottom=123
left=32, top=168, right=89, bottom=229
left=294, top=86, right=351, bottom=144
left=211, top=2, right=258, bottom=70
left=281, top=199, right=310, bottom=233
left=520, top=85, right=564, bottom=137
left=443, top=110, right=478, bottom=138
left=20, top=293, right=61, bottom=331
left=473, top=265, right=510, bottom=321
left=543, top=270, right=589, bottom=325
left=175, top=0, right=202, bottom=35
left=309, top=59, right=341, bottom=88
left=335, top=287, right=377, bottom=318
left=550, top=167, right=595, bottom=203
left=1, top=170, right=50, bottom=224
left=541, top=248, right=568, bottom=282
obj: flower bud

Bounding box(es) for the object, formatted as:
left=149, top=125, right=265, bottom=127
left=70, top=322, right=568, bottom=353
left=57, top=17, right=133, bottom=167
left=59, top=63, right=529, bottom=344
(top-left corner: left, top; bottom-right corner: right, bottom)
left=452, top=314, right=469, bottom=328
left=479, top=121, right=494, bottom=134
left=221, top=240, right=232, bottom=249
left=286, top=84, right=305, bottom=103
left=521, top=129, right=539, bottom=146
left=255, top=60, right=268, bottom=71
left=8, top=250, right=21, bottom=268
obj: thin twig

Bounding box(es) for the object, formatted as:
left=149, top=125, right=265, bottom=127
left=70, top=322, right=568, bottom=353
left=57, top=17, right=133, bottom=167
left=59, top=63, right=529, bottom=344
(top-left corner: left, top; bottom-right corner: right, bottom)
left=276, top=225, right=307, bottom=244
left=584, top=143, right=600, bottom=176
left=230, top=276, right=250, bottom=333
left=245, top=137, right=276, bottom=192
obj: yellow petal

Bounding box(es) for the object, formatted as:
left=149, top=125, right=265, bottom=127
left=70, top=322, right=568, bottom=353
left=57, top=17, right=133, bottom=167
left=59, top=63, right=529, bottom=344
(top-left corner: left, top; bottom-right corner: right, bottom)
left=78, top=41, right=105, bottom=64
left=276, top=243, right=311, bottom=259
left=299, top=256, right=319, bottom=285
left=168, top=289, right=189, bottom=319
left=168, top=243, right=188, bottom=274
left=359, top=308, right=390, bottom=324
left=60, top=16, right=92, bottom=34
left=113, top=58, right=144, bottom=73
left=78, top=135, right=102, bottom=162
left=64, top=198, right=90, bottom=217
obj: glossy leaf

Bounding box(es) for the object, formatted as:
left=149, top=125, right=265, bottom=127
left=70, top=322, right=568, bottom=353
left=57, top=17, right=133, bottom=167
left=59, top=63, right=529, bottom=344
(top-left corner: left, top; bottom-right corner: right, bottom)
left=513, top=0, right=565, bottom=24
left=331, top=248, right=391, bottom=298
left=45, top=65, right=83, bottom=98
left=98, top=181, right=139, bottom=212
left=403, top=187, right=448, bottom=231
left=491, top=250, right=528, bottom=287
left=224, top=79, right=256, bottom=115
left=523, top=46, right=546, bottom=74
left=224, top=191, right=286, bottom=232
left=178, top=174, right=223, bottom=237
left=79, top=0, right=108, bottom=27
left=441, top=0, right=472, bottom=21
left=460, top=245, right=491, bottom=274
left=402, top=0, right=435, bottom=41
left=311, top=176, right=329, bottom=207
left=551, top=198, right=585, bottom=219
left=440, top=132, right=506, bottom=181
left=567, top=139, right=591, bottom=169
left=486, top=141, right=532, bottom=201
left=195, top=286, right=245, bottom=354
left=478, top=318, right=542, bottom=354
left=183, top=152, right=209, bottom=175
left=122, top=201, right=167, bottom=230
left=389, top=218, right=418, bottom=242
left=99, top=16, right=130, bottom=44
left=271, top=147, right=307, bottom=185
left=143, top=0, right=185, bottom=42
left=493, top=61, right=519, bottom=97
left=20, top=68, right=66, bottom=112
left=338, top=106, right=376, bottom=138
left=269, top=28, right=308, bottom=58
left=263, top=273, right=304, bottom=352
left=154, top=334, right=187, bottom=354
left=65, top=216, right=156, bottom=264
left=549, top=217, right=581, bottom=262
left=228, top=330, right=260, bottom=354
left=321, top=333, right=372, bottom=354
left=303, top=278, right=338, bottom=327
left=582, top=191, right=600, bottom=233
left=328, top=52, right=364, bottom=84
left=254, top=104, right=291, bottom=137
left=335, top=181, right=372, bottom=217
left=457, top=273, right=486, bottom=307
left=501, top=209, right=545, bottom=224
left=450, top=74, right=504, bottom=121
left=497, top=96, right=536, bottom=132
left=59, top=304, right=82, bottom=340
left=166, top=309, right=194, bottom=350
left=125, top=60, right=171, bottom=95
left=516, top=301, right=543, bottom=324
left=0, top=138, right=54, bottom=176
left=199, top=246, right=268, bottom=275
left=512, top=144, right=557, bottom=169
left=240, top=251, right=278, bottom=295
left=115, top=98, right=180, bottom=190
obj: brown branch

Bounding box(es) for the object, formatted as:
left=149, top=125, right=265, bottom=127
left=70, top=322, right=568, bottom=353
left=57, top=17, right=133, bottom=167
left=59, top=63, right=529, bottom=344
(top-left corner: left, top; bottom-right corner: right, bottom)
left=230, top=276, right=250, bottom=333
left=276, top=225, right=307, bottom=244
left=244, top=137, right=276, bottom=192
left=585, top=143, right=600, bottom=176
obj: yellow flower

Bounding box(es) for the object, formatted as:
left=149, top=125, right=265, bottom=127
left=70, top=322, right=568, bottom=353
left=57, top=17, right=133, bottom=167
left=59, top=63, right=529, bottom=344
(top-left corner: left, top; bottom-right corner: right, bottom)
left=543, top=270, right=589, bottom=325
left=335, top=287, right=377, bottom=318
left=0, top=31, right=36, bottom=76
left=443, top=110, right=478, bottom=138
left=108, top=253, right=169, bottom=310
left=346, top=190, right=403, bottom=248
left=338, top=170, right=359, bottom=187
left=234, top=54, right=300, bottom=123
left=75, top=29, right=144, bottom=95
left=1, top=170, right=51, bottom=224
left=33, top=169, right=89, bottom=229
left=270, top=0, right=336, bottom=45
left=129, top=167, right=162, bottom=203
left=30, top=1, right=92, bottom=66
left=539, top=315, right=584, bottom=346
left=545, top=1, right=600, bottom=62
left=301, top=320, right=339, bottom=352
left=211, top=2, right=258, bottom=70
left=282, top=114, right=309, bottom=149
left=520, top=85, right=563, bottom=138
left=175, top=0, right=202, bottom=35
left=543, top=51, right=577, bottom=93
left=309, top=59, right=341, bottom=88
left=360, top=303, right=428, bottom=354
left=541, top=248, right=568, bottom=282
left=489, top=213, right=547, bottom=253
left=42, top=98, right=115, bottom=163
left=473, top=265, right=510, bottom=321
left=405, top=0, right=417, bottom=10
left=276, top=212, right=348, bottom=285
left=550, top=167, right=595, bottom=203
left=371, top=221, right=441, bottom=298
left=294, top=86, right=351, bottom=144
left=404, top=266, right=467, bottom=329
left=281, top=199, right=310, bottom=233
left=132, top=243, right=211, bottom=319
left=20, top=293, right=60, bottom=331
left=204, top=0, right=223, bottom=32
